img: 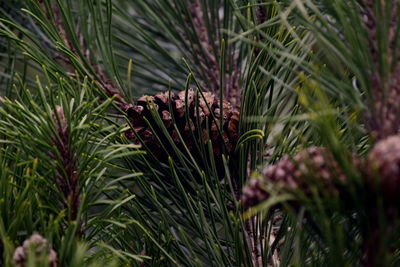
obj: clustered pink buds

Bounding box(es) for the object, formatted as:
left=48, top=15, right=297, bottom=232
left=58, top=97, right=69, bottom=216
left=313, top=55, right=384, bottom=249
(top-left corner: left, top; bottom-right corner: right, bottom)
left=13, top=234, right=57, bottom=267
left=243, top=135, right=400, bottom=210
left=242, top=178, right=270, bottom=208
left=242, top=147, right=347, bottom=208
left=367, top=135, right=400, bottom=204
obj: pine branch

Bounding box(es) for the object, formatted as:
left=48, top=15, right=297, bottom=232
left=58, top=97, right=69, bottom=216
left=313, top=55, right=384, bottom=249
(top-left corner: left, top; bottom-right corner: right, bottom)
left=51, top=106, right=80, bottom=221
left=43, top=1, right=129, bottom=109
left=363, top=1, right=400, bottom=140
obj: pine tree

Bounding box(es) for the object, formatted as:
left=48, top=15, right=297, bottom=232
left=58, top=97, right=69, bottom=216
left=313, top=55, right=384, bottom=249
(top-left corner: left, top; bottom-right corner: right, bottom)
left=0, top=0, right=399, bottom=266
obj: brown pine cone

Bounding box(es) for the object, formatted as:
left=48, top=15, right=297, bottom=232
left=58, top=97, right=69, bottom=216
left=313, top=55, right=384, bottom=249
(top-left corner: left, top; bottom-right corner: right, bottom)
left=367, top=135, right=400, bottom=204
left=242, top=147, right=351, bottom=209
left=13, top=234, right=57, bottom=267
left=125, top=89, right=239, bottom=161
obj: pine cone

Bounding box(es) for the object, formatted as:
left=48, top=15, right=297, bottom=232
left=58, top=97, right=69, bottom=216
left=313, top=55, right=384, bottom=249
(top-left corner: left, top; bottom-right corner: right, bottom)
left=241, top=178, right=270, bottom=208
left=241, top=155, right=297, bottom=209
left=367, top=135, right=400, bottom=204
left=125, top=89, right=239, bottom=161
left=13, top=234, right=57, bottom=267
left=292, top=147, right=348, bottom=192
left=242, top=147, right=349, bottom=209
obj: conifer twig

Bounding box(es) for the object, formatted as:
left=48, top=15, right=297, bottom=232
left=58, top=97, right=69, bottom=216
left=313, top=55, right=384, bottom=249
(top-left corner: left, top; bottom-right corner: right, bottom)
left=364, top=1, right=400, bottom=139
left=51, top=106, right=80, bottom=221
left=186, top=0, right=240, bottom=106
left=39, top=2, right=129, bottom=110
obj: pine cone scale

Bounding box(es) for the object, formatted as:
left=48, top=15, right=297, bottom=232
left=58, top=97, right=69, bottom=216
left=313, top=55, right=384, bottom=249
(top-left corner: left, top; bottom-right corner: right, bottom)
left=125, top=88, right=240, bottom=161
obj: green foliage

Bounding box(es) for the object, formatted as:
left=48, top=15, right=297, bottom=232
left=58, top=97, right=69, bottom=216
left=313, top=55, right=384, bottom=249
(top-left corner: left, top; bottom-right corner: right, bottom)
left=0, top=0, right=399, bottom=266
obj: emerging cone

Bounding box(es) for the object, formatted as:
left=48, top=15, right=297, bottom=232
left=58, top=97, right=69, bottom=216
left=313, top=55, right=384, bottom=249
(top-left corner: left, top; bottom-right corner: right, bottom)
left=242, top=147, right=350, bottom=209
left=367, top=135, right=400, bottom=204
left=241, top=177, right=270, bottom=209
left=13, top=234, right=57, bottom=267
left=125, top=89, right=239, bottom=160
